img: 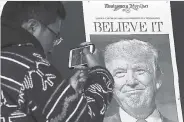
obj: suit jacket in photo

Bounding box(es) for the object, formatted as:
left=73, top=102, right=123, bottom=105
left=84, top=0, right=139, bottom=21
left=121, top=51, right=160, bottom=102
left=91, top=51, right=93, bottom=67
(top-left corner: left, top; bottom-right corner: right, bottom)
left=103, top=98, right=176, bottom=122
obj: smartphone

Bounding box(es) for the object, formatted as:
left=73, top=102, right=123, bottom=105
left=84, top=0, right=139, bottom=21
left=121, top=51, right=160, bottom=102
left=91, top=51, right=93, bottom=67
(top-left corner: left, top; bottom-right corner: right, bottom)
left=68, top=44, right=95, bottom=69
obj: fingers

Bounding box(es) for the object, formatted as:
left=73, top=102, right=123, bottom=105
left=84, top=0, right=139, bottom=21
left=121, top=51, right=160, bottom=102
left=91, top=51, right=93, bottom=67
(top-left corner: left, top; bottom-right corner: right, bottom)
left=80, top=42, right=96, bottom=54
left=70, top=70, right=87, bottom=91
left=71, top=70, right=81, bottom=79
left=78, top=77, right=87, bottom=82
left=83, top=48, right=100, bottom=68
left=79, top=70, right=87, bottom=81
left=93, top=48, right=100, bottom=56
left=79, top=71, right=84, bottom=77
left=83, top=48, right=90, bottom=55
left=71, top=70, right=87, bottom=83
left=78, top=42, right=101, bottom=68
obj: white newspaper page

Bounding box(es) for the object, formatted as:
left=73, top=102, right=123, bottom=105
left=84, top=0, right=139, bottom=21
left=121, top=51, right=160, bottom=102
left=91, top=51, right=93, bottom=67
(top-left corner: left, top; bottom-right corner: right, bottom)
left=83, top=1, right=183, bottom=122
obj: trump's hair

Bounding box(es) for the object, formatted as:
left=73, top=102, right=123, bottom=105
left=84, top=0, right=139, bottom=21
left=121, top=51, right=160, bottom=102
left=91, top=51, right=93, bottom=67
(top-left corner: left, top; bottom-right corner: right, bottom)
left=104, top=39, right=161, bottom=77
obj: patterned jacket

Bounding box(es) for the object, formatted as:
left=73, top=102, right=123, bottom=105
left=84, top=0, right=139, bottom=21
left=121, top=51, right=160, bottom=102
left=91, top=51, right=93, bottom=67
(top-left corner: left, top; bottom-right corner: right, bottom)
left=1, top=17, right=114, bottom=122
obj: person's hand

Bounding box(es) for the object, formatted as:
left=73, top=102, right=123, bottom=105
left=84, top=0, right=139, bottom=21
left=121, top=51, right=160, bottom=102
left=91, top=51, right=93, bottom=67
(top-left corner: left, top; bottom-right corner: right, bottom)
left=81, top=42, right=101, bottom=68
left=69, top=70, right=87, bottom=93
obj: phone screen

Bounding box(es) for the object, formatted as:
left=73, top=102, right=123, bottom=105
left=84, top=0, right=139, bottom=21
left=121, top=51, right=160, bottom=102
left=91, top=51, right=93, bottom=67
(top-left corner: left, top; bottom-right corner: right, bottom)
left=69, top=44, right=94, bottom=69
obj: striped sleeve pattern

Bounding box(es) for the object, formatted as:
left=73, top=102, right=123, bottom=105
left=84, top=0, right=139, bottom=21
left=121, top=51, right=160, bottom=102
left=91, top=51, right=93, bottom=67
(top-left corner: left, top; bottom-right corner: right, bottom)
left=1, top=50, right=114, bottom=122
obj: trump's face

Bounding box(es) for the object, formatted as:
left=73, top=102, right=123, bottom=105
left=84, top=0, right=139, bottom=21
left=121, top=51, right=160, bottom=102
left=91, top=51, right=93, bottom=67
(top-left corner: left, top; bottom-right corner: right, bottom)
left=106, top=57, right=158, bottom=110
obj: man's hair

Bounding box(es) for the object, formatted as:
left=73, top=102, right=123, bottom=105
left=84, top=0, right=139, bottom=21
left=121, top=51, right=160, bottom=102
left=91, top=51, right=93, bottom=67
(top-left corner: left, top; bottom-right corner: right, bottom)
left=104, top=39, right=161, bottom=75
left=1, top=1, right=66, bottom=26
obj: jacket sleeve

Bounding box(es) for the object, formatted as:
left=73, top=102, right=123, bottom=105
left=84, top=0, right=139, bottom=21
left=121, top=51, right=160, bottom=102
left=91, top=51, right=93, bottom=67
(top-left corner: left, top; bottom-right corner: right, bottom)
left=1, top=51, right=114, bottom=122
left=43, top=66, right=114, bottom=122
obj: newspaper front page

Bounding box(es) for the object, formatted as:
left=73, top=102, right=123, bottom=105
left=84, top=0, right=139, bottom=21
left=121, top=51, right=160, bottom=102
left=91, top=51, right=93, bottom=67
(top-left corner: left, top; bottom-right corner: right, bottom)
left=0, top=1, right=183, bottom=122
left=83, top=1, right=183, bottom=122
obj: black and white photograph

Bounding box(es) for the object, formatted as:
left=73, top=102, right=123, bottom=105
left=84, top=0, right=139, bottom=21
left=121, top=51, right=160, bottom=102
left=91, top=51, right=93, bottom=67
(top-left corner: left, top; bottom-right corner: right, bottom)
left=90, top=34, right=178, bottom=122
left=1, top=1, right=184, bottom=122
left=82, top=1, right=183, bottom=122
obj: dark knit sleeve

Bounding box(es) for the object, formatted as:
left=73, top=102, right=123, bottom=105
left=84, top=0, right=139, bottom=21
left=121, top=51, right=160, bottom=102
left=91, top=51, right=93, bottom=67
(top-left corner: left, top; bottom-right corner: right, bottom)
left=1, top=50, right=114, bottom=122
left=45, top=66, right=114, bottom=122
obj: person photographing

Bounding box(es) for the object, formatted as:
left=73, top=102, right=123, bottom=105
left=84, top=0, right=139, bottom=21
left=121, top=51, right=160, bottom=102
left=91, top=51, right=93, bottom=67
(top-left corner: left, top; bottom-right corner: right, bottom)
left=1, top=2, right=114, bottom=122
